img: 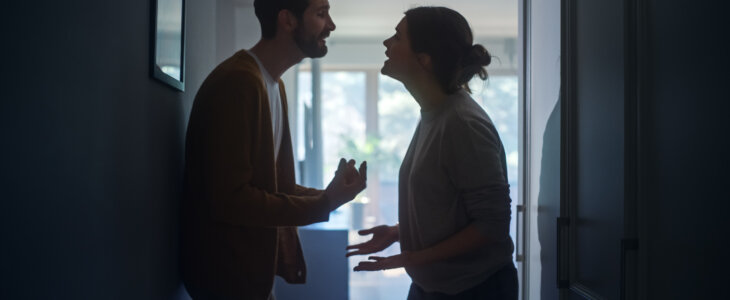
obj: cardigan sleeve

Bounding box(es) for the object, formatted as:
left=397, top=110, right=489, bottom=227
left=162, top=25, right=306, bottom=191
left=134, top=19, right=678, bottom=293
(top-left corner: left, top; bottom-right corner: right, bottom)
left=199, top=71, right=330, bottom=227
left=294, top=185, right=324, bottom=197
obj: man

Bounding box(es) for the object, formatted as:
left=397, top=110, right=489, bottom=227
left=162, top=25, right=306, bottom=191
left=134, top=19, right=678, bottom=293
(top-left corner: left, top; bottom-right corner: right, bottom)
left=180, top=0, right=366, bottom=299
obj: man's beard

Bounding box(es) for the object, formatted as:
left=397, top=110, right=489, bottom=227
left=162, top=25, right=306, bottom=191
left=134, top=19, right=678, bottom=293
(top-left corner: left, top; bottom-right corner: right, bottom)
left=294, top=27, right=329, bottom=58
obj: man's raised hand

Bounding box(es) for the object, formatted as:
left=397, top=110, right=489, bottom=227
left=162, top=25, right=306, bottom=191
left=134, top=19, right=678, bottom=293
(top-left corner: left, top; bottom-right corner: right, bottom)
left=324, top=158, right=367, bottom=211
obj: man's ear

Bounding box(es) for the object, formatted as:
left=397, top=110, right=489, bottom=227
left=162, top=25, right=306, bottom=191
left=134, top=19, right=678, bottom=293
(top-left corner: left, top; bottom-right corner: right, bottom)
left=277, top=9, right=299, bottom=34
left=416, top=53, right=433, bottom=72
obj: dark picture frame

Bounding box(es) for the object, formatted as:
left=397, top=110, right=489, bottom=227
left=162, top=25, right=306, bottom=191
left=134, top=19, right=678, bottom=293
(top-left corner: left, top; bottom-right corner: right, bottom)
left=151, top=0, right=186, bottom=91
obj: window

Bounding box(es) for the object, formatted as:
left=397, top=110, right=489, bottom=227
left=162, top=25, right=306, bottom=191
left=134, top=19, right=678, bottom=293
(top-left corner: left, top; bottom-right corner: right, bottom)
left=469, top=76, right=520, bottom=241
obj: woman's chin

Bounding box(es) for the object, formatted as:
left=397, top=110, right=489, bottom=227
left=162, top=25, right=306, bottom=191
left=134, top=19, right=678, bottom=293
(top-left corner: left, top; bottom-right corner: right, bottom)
left=381, top=61, right=395, bottom=76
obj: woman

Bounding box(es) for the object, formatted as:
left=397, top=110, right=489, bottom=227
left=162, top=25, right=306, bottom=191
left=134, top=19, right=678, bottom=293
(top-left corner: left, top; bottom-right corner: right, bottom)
left=345, top=6, right=517, bottom=300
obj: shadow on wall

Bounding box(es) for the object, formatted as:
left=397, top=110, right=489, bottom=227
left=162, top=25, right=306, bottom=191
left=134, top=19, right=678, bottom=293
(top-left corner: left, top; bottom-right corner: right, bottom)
left=536, top=94, right=560, bottom=300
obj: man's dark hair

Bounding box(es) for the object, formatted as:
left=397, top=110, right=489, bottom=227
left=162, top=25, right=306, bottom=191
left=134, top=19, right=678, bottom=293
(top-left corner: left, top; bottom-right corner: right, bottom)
left=254, top=0, right=310, bottom=39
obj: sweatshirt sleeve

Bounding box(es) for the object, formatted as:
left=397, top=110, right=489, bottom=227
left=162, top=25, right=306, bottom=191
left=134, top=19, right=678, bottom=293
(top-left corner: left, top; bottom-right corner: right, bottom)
left=441, top=113, right=512, bottom=242
left=198, top=71, right=330, bottom=227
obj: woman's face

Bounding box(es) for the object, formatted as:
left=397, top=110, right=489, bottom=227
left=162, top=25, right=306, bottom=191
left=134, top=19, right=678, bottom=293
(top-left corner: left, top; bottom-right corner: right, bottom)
left=382, top=18, right=421, bottom=82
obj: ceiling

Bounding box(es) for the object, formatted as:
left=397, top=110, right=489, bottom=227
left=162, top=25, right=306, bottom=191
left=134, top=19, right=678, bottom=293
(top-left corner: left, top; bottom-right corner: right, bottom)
left=236, top=0, right=518, bottom=40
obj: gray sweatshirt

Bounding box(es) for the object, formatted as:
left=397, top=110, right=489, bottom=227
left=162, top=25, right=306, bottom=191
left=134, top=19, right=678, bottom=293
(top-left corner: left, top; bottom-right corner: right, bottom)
left=399, top=89, right=514, bottom=294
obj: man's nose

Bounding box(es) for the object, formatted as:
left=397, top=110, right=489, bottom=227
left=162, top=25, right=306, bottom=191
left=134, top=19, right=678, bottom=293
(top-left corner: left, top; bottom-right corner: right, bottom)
left=328, top=16, right=336, bottom=31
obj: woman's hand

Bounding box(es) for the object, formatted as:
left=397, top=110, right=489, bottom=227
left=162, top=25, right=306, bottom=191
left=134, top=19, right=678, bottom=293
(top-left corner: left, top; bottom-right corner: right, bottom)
left=346, top=225, right=399, bottom=257
left=353, top=253, right=413, bottom=271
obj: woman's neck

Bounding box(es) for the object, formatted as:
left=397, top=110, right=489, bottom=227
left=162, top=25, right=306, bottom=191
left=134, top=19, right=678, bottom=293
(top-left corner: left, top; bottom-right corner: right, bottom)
left=405, top=78, right=449, bottom=112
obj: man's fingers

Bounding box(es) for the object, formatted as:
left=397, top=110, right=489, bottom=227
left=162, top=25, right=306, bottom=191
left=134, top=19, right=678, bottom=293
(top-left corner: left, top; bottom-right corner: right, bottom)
left=337, top=158, right=347, bottom=171
left=348, top=161, right=358, bottom=179
left=359, top=161, right=367, bottom=181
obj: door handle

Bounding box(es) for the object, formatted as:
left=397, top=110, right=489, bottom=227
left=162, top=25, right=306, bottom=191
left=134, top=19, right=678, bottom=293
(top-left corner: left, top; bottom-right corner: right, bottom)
left=515, top=205, right=525, bottom=262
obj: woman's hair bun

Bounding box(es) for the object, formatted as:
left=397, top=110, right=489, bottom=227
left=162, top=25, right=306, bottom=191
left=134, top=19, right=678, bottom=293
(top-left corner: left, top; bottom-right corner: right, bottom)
left=463, top=44, right=492, bottom=69
left=458, top=44, right=491, bottom=87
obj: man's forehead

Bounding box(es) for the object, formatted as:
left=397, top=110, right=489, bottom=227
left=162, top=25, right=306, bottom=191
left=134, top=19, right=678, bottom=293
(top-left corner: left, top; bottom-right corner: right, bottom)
left=307, top=0, right=330, bottom=10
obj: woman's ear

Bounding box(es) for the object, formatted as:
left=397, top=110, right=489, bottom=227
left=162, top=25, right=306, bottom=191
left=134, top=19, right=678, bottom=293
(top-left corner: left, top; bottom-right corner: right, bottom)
left=277, top=9, right=299, bottom=34
left=416, top=53, right=433, bottom=72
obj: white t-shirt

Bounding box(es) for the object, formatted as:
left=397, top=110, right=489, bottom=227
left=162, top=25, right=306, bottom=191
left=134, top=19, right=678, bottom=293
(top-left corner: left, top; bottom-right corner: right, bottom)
left=247, top=50, right=283, bottom=161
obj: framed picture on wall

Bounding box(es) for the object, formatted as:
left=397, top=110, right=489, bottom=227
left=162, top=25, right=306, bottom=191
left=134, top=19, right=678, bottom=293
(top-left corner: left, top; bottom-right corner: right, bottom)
left=151, top=0, right=186, bottom=91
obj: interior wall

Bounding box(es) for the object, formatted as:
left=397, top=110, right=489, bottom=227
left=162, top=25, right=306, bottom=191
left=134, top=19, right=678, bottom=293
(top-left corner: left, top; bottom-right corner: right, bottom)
left=0, top=0, right=240, bottom=298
